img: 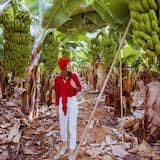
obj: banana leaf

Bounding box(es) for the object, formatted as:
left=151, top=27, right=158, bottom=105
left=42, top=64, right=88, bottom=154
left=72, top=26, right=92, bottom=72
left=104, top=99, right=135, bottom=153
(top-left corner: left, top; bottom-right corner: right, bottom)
left=121, top=45, right=143, bottom=66
left=25, top=0, right=39, bottom=15
left=92, top=0, right=114, bottom=23
left=104, top=0, right=130, bottom=23
left=65, top=31, right=90, bottom=45
left=71, top=50, right=90, bottom=61
left=93, top=0, right=129, bottom=25
left=60, top=13, right=108, bottom=32
left=0, top=0, right=11, bottom=5
left=42, top=0, right=85, bottom=29
left=122, top=45, right=142, bottom=58
left=59, top=14, right=84, bottom=32
left=53, top=29, right=90, bottom=50
left=85, top=12, right=105, bottom=25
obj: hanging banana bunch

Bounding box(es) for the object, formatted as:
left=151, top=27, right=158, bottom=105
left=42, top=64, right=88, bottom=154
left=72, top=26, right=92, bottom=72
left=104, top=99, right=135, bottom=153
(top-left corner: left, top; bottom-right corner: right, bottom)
left=61, top=41, right=81, bottom=59
left=40, top=31, right=59, bottom=74
left=90, top=37, right=101, bottom=64
left=2, top=0, right=31, bottom=77
left=90, top=32, right=118, bottom=66
left=61, top=43, right=71, bottom=58
left=129, top=0, right=160, bottom=57
left=103, top=33, right=118, bottom=69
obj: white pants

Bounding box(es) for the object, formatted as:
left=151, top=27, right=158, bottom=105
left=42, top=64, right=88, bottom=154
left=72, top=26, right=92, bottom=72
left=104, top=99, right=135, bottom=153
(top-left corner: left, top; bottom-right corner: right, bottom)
left=59, top=96, right=78, bottom=150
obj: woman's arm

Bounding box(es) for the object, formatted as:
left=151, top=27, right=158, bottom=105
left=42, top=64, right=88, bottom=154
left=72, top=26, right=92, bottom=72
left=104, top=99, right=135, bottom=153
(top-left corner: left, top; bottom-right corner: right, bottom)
left=71, top=73, right=82, bottom=92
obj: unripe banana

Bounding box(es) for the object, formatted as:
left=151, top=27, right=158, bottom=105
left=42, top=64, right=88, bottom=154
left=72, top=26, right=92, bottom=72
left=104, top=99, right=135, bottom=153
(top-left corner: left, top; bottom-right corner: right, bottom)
left=139, top=31, right=151, bottom=41
left=143, top=13, right=150, bottom=22
left=147, top=39, right=154, bottom=50
left=157, top=0, right=160, bottom=7
left=130, top=11, right=137, bottom=20
left=155, top=44, right=160, bottom=55
left=145, top=49, right=156, bottom=57
left=140, top=22, right=145, bottom=31
left=136, top=38, right=146, bottom=47
left=148, top=0, right=158, bottom=10
left=149, top=9, right=158, bottom=22
left=135, top=0, right=145, bottom=12
left=151, top=20, right=160, bottom=33
left=145, top=21, right=152, bottom=34
left=141, top=0, right=150, bottom=11
left=152, top=31, right=159, bottom=44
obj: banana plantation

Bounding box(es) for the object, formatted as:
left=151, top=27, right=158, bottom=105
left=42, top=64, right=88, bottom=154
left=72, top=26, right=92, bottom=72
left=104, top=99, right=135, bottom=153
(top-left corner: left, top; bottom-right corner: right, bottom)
left=0, top=0, right=160, bottom=159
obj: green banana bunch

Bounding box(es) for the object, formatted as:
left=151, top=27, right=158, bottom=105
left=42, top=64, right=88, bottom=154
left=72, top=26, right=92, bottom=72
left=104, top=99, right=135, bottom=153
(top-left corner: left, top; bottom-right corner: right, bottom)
left=40, top=32, right=59, bottom=74
left=90, top=38, right=100, bottom=63
left=90, top=32, right=117, bottom=68
left=129, top=0, right=160, bottom=57
left=2, top=1, right=31, bottom=77
left=103, top=34, right=117, bottom=69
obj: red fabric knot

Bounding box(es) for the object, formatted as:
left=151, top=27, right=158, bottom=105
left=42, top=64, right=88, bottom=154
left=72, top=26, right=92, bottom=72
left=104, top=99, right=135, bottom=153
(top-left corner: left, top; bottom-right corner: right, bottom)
left=62, top=96, right=67, bottom=116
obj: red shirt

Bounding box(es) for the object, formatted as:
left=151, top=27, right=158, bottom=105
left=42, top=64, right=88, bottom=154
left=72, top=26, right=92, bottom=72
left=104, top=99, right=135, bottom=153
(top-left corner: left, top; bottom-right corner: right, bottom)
left=54, top=73, right=81, bottom=115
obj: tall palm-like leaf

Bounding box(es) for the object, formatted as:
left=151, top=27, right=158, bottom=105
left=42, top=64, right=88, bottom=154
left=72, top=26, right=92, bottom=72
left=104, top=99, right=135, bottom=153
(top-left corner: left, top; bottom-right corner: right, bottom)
left=92, top=0, right=114, bottom=23
left=42, top=0, right=85, bottom=29
left=121, top=45, right=143, bottom=67
left=23, top=0, right=130, bottom=72
left=60, top=11, right=108, bottom=32
left=28, top=0, right=89, bottom=71
left=25, top=0, right=39, bottom=16
left=119, top=45, right=158, bottom=77
left=26, top=0, right=130, bottom=33
left=104, top=0, right=129, bottom=23
left=93, top=0, right=130, bottom=32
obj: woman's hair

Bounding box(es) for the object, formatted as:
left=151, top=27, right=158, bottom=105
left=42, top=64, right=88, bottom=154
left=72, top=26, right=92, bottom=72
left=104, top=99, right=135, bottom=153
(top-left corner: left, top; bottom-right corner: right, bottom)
left=61, top=66, right=68, bottom=79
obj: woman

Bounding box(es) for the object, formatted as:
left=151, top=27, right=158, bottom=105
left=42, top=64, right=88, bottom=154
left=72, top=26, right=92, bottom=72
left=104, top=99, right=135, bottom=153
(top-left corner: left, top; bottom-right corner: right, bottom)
left=54, top=57, right=81, bottom=160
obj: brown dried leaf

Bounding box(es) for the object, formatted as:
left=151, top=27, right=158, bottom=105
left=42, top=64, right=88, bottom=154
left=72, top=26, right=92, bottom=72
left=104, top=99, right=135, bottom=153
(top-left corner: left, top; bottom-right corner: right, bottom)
left=88, top=126, right=110, bottom=144
left=128, top=148, right=138, bottom=154
left=105, top=136, right=118, bottom=145
left=0, top=139, right=11, bottom=145
left=123, top=118, right=137, bottom=129
left=0, top=153, right=8, bottom=160
left=111, top=145, right=129, bottom=158
left=133, top=122, right=140, bottom=132
left=124, top=133, right=135, bottom=142
left=138, top=140, right=153, bottom=153
left=12, top=130, right=22, bottom=143
left=4, top=101, right=18, bottom=107
left=45, top=130, right=56, bottom=138
left=85, top=146, right=95, bottom=156
left=102, top=155, right=113, bottom=160
left=0, top=122, right=13, bottom=129
left=8, top=122, right=20, bottom=141
left=23, top=148, right=39, bottom=155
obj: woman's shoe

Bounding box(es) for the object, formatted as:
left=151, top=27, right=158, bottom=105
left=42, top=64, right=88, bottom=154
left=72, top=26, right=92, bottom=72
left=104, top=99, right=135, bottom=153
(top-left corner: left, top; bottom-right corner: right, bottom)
left=69, top=149, right=75, bottom=160
left=59, top=141, right=67, bottom=155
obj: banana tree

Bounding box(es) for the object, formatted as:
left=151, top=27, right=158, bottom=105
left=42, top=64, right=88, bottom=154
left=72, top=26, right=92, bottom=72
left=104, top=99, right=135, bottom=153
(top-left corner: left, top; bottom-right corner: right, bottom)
left=1, top=0, right=131, bottom=77
left=0, top=0, right=131, bottom=120
left=27, top=0, right=89, bottom=72
left=23, top=0, right=130, bottom=73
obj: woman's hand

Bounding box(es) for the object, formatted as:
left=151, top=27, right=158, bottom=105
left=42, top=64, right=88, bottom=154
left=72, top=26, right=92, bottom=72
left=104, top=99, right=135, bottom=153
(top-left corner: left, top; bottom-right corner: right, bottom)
left=70, top=78, right=77, bottom=90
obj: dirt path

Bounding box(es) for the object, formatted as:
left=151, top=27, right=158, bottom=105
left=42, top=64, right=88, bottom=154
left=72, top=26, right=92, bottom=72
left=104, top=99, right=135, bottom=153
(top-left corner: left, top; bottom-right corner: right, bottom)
left=0, top=80, right=160, bottom=160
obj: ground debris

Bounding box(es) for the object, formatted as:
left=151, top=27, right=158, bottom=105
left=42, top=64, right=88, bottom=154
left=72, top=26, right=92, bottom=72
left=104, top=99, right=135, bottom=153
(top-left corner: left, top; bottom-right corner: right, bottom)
left=0, top=80, right=160, bottom=160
